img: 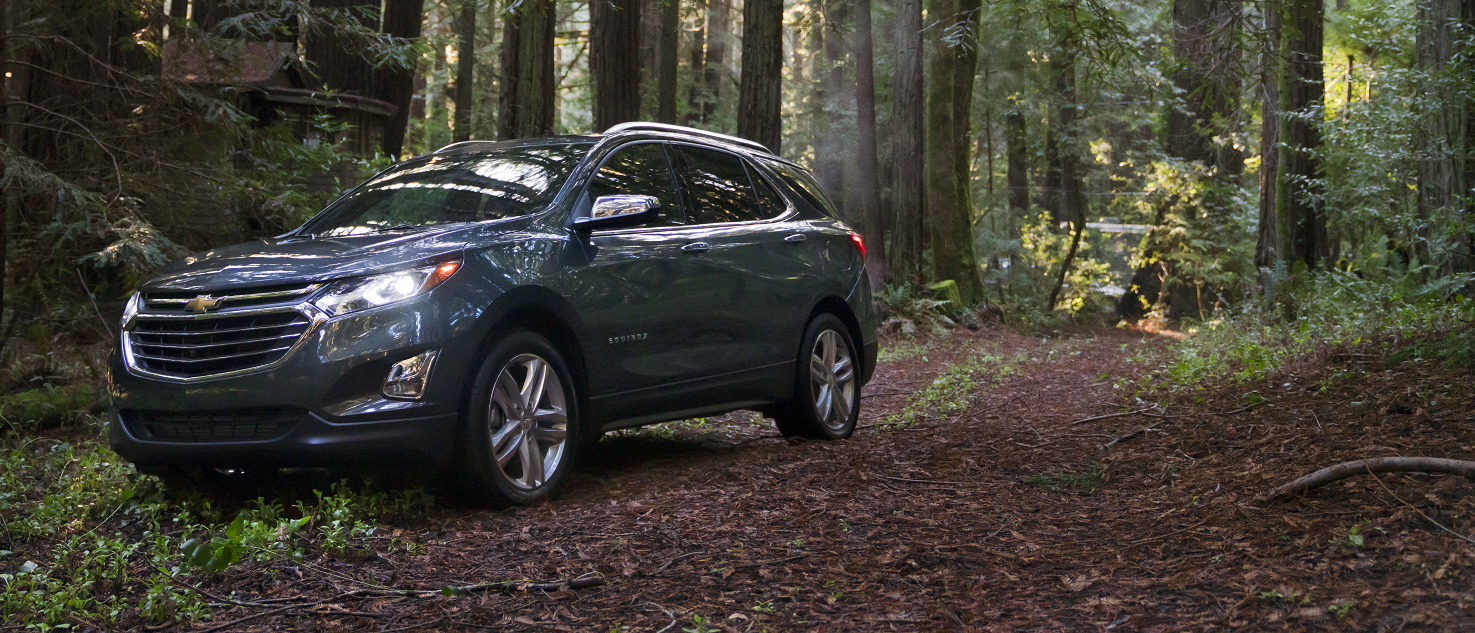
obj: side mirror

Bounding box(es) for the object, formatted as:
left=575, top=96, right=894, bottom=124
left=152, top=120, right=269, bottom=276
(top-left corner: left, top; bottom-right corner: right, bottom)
left=574, top=195, right=659, bottom=231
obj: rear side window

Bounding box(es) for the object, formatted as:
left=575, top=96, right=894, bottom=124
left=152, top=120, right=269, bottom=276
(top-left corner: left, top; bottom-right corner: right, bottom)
left=586, top=143, right=685, bottom=227
left=750, top=168, right=790, bottom=218
left=676, top=145, right=762, bottom=224
left=768, top=161, right=839, bottom=218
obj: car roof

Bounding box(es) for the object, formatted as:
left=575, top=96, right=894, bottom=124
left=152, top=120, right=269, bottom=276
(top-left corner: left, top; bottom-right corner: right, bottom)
left=429, top=123, right=805, bottom=171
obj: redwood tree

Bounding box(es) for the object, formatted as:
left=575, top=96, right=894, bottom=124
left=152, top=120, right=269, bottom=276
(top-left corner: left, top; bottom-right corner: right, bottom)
left=890, top=0, right=925, bottom=284
left=497, top=0, right=556, bottom=139
left=737, top=0, right=783, bottom=151
left=924, top=0, right=983, bottom=304
left=592, top=0, right=641, bottom=131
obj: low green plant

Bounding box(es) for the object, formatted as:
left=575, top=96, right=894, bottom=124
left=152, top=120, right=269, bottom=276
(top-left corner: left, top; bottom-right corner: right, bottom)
left=1022, top=462, right=1105, bottom=492
left=885, top=350, right=1020, bottom=426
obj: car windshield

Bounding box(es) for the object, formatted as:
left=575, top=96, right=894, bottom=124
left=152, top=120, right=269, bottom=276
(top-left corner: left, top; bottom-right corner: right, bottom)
left=301, top=143, right=593, bottom=237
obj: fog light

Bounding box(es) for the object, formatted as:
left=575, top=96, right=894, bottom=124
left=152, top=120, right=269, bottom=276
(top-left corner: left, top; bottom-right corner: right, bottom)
left=383, top=350, right=438, bottom=399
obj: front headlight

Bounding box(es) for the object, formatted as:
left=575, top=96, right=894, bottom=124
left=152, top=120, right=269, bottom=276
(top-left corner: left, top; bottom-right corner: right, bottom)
left=312, top=259, right=461, bottom=317
left=121, top=292, right=141, bottom=330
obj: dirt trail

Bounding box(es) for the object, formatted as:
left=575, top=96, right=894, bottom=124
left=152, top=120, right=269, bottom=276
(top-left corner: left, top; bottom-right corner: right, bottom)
left=196, top=326, right=1475, bottom=631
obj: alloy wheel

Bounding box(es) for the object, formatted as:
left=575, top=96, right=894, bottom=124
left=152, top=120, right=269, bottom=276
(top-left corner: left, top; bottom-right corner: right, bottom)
left=808, top=329, right=856, bottom=433
left=486, top=353, right=569, bottom=490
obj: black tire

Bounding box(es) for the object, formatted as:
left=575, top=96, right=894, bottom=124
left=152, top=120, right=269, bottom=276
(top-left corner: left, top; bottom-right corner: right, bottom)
left=773, top=313, right=860, bottom=440
left=457, top=329, right=580, bottom=507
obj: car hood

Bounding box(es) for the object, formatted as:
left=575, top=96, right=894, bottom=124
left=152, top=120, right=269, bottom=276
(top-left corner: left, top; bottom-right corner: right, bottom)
left=143, top=224, right=488, bottom=292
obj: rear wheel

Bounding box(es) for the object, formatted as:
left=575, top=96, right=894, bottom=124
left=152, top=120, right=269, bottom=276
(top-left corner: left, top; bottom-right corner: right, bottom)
left=457, top=330, right=580, bottom=507
left=773, top=314, right=860, bottom=440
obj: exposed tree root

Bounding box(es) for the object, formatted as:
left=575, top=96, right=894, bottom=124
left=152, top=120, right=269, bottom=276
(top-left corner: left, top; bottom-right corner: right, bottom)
left=1269, top=457, right=1475, bottom=500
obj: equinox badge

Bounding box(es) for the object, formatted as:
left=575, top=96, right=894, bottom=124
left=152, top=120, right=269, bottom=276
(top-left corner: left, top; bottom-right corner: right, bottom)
left=184, top=295, right=224, bottom=313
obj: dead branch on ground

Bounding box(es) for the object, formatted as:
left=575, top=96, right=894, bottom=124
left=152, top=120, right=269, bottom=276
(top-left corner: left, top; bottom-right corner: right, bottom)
left=1269, top=457, right=1475, bottom=501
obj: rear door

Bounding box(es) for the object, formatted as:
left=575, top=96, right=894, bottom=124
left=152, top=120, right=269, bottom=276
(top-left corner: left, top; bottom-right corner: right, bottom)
left=671, top=144, right=822, bottom=386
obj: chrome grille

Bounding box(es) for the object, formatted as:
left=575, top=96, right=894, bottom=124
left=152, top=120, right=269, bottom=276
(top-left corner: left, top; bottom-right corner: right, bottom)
left=128, top=310, right=312, bottom=378
left=121, top=407, right=304, bottom=442
left=143, top=282, right=321, bottom=313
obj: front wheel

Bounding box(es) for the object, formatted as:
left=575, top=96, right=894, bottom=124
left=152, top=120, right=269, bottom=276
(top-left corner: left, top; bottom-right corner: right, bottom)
left=457, top=330, right=580, bottom=507
left=773, top=314, right=860, bottom=440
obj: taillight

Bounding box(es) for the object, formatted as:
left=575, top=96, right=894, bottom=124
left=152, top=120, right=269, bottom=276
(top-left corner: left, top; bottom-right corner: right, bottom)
left=849, top=233, right=867, bottom=259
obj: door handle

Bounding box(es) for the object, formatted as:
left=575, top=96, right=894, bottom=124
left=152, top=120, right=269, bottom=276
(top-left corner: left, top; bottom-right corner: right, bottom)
left=784, top=233, right=808, bottom=243
left=681, top=242, right=712, bottom=253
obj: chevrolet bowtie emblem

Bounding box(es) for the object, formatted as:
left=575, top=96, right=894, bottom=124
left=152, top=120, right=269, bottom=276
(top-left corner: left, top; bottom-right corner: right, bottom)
left=184, top=295, right=224, bottom=313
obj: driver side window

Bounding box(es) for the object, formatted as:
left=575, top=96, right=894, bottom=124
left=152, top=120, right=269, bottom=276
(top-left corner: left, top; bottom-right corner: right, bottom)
left=586, top=143, right=685, bottom=227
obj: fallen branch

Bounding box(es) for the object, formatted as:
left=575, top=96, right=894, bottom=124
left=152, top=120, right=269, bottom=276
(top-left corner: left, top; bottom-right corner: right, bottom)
left=1268, top=457, right=1475, bottom=501
left=1102, top=420, right=1167, bottom=449
left=1364, top=466, right=1475, bottom=545
left=1070, top=406, right=1158, bottom=426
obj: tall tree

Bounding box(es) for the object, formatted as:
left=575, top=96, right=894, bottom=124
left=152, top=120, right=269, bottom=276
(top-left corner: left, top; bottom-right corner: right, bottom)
left=698, top=0, right=730, bottom=125
left=1276, top=0, right=1328, bottom=268
left=656, top=0, right=680, bottom=123
left=737, top=0, right=783, bottom=151
left=1414, top=0, right=1475, bottom=272
left=853, top=0, right=887, bottom=284
left=685, top=0, right=708, bottom=125
left=890, top=0, right=925, bottom=284
left=924, top=0, right=984, bottom=304
left=452, top=0, right=476, bottom=143
left=375, top=0, right=427, bottom=156
left=1255, top=0, right=1282, bottom=268
left=1005, top=110, right=1029, bottom=214
left=814, top=0, right=853, bottom=203
left=1167, top=0, right=1244, bottom=171
left=592, top=0, right=641, bottom=130
left=497, top=0, right=556, bottom=139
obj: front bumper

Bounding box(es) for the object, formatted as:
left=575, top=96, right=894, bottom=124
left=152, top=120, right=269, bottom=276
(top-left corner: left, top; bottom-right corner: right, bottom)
left=108, top=296, right=480, bottom=469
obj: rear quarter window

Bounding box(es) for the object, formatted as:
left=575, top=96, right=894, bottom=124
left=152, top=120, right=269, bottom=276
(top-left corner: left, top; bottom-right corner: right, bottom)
left=767, top=161, right=839, bottom=218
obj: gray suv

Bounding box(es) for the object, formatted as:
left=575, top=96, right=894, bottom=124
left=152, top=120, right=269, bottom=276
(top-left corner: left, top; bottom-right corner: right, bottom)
left=109, top=123, right=877, bottom=506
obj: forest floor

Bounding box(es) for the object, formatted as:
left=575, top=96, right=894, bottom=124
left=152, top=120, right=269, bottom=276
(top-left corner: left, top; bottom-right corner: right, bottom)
left=23, top=323, right=1475, bottom=631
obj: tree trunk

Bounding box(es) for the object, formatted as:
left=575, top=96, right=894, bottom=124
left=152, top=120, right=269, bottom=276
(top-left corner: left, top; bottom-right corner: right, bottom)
left=1168, top=0, right=1244, bottom=171
left=1415, top=0, right=1474, bottom=273
left=304, top=0, right=376, bottom=94
left=737, top=0, right=782, bottom=151
left=684, top=0, right=707, bottom=125
left=592, top=0, right=641, bottom=131
left=1255, top=0, right=1282, bottom=268
left=853, top=0, right=887, bottom=286
left=1045, top=44, right=1083, bottom=227
left=891, top=0, right=925, bottom=284
left=1, top=0, right=8, bottom=330
left=656, top=0, right=680, bottom=123
left=452, top=0, right=476, bottom=143
left=698, top=0, right=730, bottom=125
left=924, top=0, right=983, bottom=305
left=1279, top=0, right=1327, bottom=268
left=1005, top=111, right=1028, bottom=213
left=814, top=0, right=852, bottom=207
left=375, top=0, right=427, bottom=157
left=497, top=0, right=556, bottom=139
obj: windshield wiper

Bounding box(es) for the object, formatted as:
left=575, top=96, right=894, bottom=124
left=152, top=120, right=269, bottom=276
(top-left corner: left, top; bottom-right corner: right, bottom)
left=371, top=224, right=432, bottom=233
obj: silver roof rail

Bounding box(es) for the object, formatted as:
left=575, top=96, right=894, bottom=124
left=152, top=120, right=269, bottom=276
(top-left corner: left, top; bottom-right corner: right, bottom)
left=603, top=122, right=771, bottom=154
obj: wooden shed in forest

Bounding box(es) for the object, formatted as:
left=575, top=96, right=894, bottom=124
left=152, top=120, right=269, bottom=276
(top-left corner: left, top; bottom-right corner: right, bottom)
left=161, top=39, right=398, bottom=157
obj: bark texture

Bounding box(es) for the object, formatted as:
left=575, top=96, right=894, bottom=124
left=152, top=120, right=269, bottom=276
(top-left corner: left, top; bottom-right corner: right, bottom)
left=890, top=0, right=925, bottom=284
left=1167, top=0, right=1244, bottom=171
left=853, top=0, right=887, bottom=285
left=656, top=0, right=680, bottom=123
left=1277, top=0, right=1328, bottom=268
left=592, top=0, right=641, bottom=131
left=737, top=0, right=783, bottom=151
left=1255, top=0, right=1282, bottom=268
left=452, top=0, right=475, bottom=143
left=497, top=0, right=556, bottom=140
left=924, top=0, right=983, bottom=305
left=1414, top=0, right=1474, bottom=273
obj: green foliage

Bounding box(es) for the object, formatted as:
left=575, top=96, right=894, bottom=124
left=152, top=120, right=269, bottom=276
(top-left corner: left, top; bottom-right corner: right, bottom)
left=1138, top=269, right=1473, bottom=393
left=886, top=350, right=1018, bottom=426
left=1022, top=462, right=1105, bottom=492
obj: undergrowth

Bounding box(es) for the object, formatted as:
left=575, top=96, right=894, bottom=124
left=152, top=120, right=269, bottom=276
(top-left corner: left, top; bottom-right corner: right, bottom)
left=885, top=348, right=1023, bottom=426
left=0, top=421, right=436, bottom=628
left=1132, top=269, right=1474, bottom=394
